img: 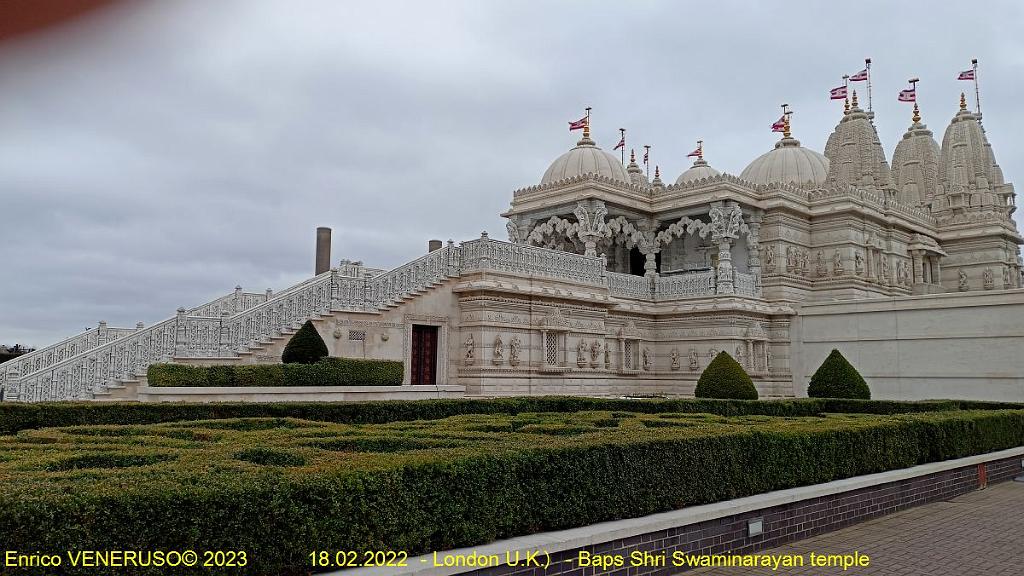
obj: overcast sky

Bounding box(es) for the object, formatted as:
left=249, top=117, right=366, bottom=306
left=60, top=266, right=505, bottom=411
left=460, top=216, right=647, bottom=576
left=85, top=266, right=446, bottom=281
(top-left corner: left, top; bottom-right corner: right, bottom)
left=2, top=0, right=1023, bottom=347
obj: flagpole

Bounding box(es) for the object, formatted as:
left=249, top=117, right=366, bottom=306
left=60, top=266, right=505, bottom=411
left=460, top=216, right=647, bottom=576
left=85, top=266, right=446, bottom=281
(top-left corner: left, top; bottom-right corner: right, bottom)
left=843, top=75, right=850, bottom=113
left=972, top=59, right=981, bottom=114
left=643, top=145, right=651, bottom=179
left=908, top=77, right=919, bottom=122
left=619, top=128, right=626, bottom=164
left=865, top=58, right=873, bottom=113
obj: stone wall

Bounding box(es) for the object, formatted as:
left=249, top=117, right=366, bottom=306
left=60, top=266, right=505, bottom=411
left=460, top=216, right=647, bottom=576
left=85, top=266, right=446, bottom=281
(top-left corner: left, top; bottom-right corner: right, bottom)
left=790, top=289, right=1024, bottom=401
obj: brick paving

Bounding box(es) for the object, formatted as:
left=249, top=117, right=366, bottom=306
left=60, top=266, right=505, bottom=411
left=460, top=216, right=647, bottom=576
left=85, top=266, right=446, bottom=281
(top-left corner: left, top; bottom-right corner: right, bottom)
left=685, top=480, right=1024, bottom=576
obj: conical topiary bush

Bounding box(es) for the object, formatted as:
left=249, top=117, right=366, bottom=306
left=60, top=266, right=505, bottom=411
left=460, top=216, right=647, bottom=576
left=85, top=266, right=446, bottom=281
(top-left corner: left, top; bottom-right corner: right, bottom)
left=694, top=351, right=758, bottom=400
left=807, top=349, right=871, bottom=399
left=281, top=320, right=329, bottom=364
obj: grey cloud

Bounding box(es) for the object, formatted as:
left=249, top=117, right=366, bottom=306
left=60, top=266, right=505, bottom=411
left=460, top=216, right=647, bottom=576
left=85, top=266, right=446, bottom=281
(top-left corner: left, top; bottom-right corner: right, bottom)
left=1, top=0, right=1022, bottom=345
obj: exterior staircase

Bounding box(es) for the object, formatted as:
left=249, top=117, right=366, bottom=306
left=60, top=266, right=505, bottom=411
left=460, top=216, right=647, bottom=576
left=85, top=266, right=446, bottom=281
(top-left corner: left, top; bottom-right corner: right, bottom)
left=2, top=243, right=463, bottom=402
left=3, top=237, right=623, bottom=402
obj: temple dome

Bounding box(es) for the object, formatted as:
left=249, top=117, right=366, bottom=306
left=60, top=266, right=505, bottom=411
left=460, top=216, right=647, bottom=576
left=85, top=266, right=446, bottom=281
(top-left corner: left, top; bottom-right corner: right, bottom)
left=541, top=133, right=630, bottom=185
left=676, top=157, right=721, bottom=184
left=740, top=136, right=829, bottom=187
left=891, top=105, right=940, bottom=208
left=824, top=95, right=894, bottom=192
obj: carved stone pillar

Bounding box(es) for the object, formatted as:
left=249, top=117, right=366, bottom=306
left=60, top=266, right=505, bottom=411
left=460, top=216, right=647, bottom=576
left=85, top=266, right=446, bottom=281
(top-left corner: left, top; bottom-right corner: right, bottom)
left=746, top=340, right=754, bottom=373
left=574, top=201, right=609, bottom=257
left=174, top=307, right=188, bottom=357
left=709, top=201, right=741, bottom=294
left=933, top=256, right=942, bottom=285
left=912, top=251, right=924, bottom=284
left=643, top=248, right=659, bottom=277
left=716, top=239, right=734, bottom=294
left=219, top=310, right=233, bottom=356
left=747, top=215, right=762, bottom=293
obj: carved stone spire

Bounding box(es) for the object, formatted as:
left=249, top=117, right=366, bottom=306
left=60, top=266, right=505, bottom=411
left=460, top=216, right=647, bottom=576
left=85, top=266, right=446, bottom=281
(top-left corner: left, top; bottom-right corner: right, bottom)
left=824, top=90, right=895, bottom=194
left=626, top=148, right=647, bottom=185
left=935, top=92, right=1014, bottom=216
left=892, top=102, right=940, bottom=208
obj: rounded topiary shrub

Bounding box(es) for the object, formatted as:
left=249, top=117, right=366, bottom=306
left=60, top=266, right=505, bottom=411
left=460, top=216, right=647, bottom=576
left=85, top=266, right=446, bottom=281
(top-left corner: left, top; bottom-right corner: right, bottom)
left=807, top=349, right=871, bottom=399
left=281, top=320, right=328, bottom=364
left=694, top=351, right=758, bottom=400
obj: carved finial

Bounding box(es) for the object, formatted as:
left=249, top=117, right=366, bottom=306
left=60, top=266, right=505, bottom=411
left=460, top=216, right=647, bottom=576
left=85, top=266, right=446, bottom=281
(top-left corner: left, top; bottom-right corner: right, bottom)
left=583, top=106, right=591, bottom=138
left=851, top=90, right=859, bottom=108
left=912, top=102, right=921, bottom=123
left=481, top=231, right=489, bottom=238
left=783, top=112, right=792, bottom=139
left=696, top=140, right=703, bottom=159
left=654, top=165, right=660, bottom=178
left=844, top=97, right=850, bottom=114
left=959, top=92, right=967, bottom=111
left=630, top=148, right=635, bottom=162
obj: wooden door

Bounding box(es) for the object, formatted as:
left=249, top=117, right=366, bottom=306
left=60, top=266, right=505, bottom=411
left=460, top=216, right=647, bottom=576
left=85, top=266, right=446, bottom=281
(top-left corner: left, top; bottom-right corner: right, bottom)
left=410, top=325, right=438, bottom=385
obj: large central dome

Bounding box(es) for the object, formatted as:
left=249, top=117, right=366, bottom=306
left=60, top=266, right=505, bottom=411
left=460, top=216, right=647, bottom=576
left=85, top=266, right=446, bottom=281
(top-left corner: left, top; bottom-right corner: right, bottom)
left=740, top=136, right=829, bottom=187
left=541, top=132, right=630, bottom=185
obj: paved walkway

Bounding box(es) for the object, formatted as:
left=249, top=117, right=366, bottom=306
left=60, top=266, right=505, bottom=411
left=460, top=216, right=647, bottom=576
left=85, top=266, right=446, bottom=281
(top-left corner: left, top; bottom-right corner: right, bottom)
left=686, top=480, right=1024, bottom=576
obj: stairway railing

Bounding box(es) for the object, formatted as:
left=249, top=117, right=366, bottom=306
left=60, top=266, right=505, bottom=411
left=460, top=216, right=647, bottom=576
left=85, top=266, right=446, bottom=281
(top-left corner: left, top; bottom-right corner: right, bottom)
left=0, top=287, right=267, bottom=397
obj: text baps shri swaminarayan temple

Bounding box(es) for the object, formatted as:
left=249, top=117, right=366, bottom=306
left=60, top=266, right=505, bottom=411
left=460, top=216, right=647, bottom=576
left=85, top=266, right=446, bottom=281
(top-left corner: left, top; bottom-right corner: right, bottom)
left=3, top=90, right=1023, bottom=402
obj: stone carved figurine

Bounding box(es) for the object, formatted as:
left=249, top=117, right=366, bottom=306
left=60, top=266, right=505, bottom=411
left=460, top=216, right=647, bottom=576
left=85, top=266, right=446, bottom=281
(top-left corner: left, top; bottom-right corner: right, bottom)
left=689, top=348, right=699, bottom=371
left=464, top=334, right=475, bottom=365
left=577, top=339, right=587, bottom=367
left=590, top=339, right=601, bottom=367
left=603, top=341, right=611, bottom=369
left=492, top=334, right=504, bottom=365
left=983, top=267, right=994, bottom=290
left=670, top=348, right=680, bottom=371
left=854, top=252, right=864, bottom=276
left=509, top=335, right=521, bottom=366
left=1004, top=266, right=1011, bottom=289
left=764, top=245, right=776, bottom=272
left=642, top=347, right=651, bottom=371
left=958, top=269, right=969, bottom=291
left=832, top=250, right=843, bottom=276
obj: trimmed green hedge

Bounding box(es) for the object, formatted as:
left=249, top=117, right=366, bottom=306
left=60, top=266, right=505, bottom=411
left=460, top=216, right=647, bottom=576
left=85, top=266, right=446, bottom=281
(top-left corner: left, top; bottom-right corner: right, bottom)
left=0, top=409, right=1022, bottom=575
left=2, top=396, right=1023, bottom=436
left=695, top=351, right=758, bottom=400
left=808, top=349, right=871, bottom=399
left=281, top=320, right=328, bottom=364
left=146, top=357, right=403, bottom=388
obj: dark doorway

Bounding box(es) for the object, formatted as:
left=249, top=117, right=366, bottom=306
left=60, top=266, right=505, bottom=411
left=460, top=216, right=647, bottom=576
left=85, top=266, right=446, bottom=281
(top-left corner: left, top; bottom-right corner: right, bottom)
left=628, top=248, right=660, bottom=276
left=629, top=248, right=645, bottom=276
left=410, top=325, right=439, bottom=385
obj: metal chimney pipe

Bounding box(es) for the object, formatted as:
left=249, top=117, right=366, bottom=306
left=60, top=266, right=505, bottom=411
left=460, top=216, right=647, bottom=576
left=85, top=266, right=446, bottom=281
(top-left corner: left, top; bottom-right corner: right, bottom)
left=315, top=227, right=331, bottom=275
left=428, top=239, right=442, bottom=253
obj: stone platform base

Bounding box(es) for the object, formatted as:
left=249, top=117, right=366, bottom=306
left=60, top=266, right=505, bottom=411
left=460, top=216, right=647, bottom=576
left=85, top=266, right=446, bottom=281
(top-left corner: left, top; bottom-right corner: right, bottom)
left=136, top=384, right=465, bottom=402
